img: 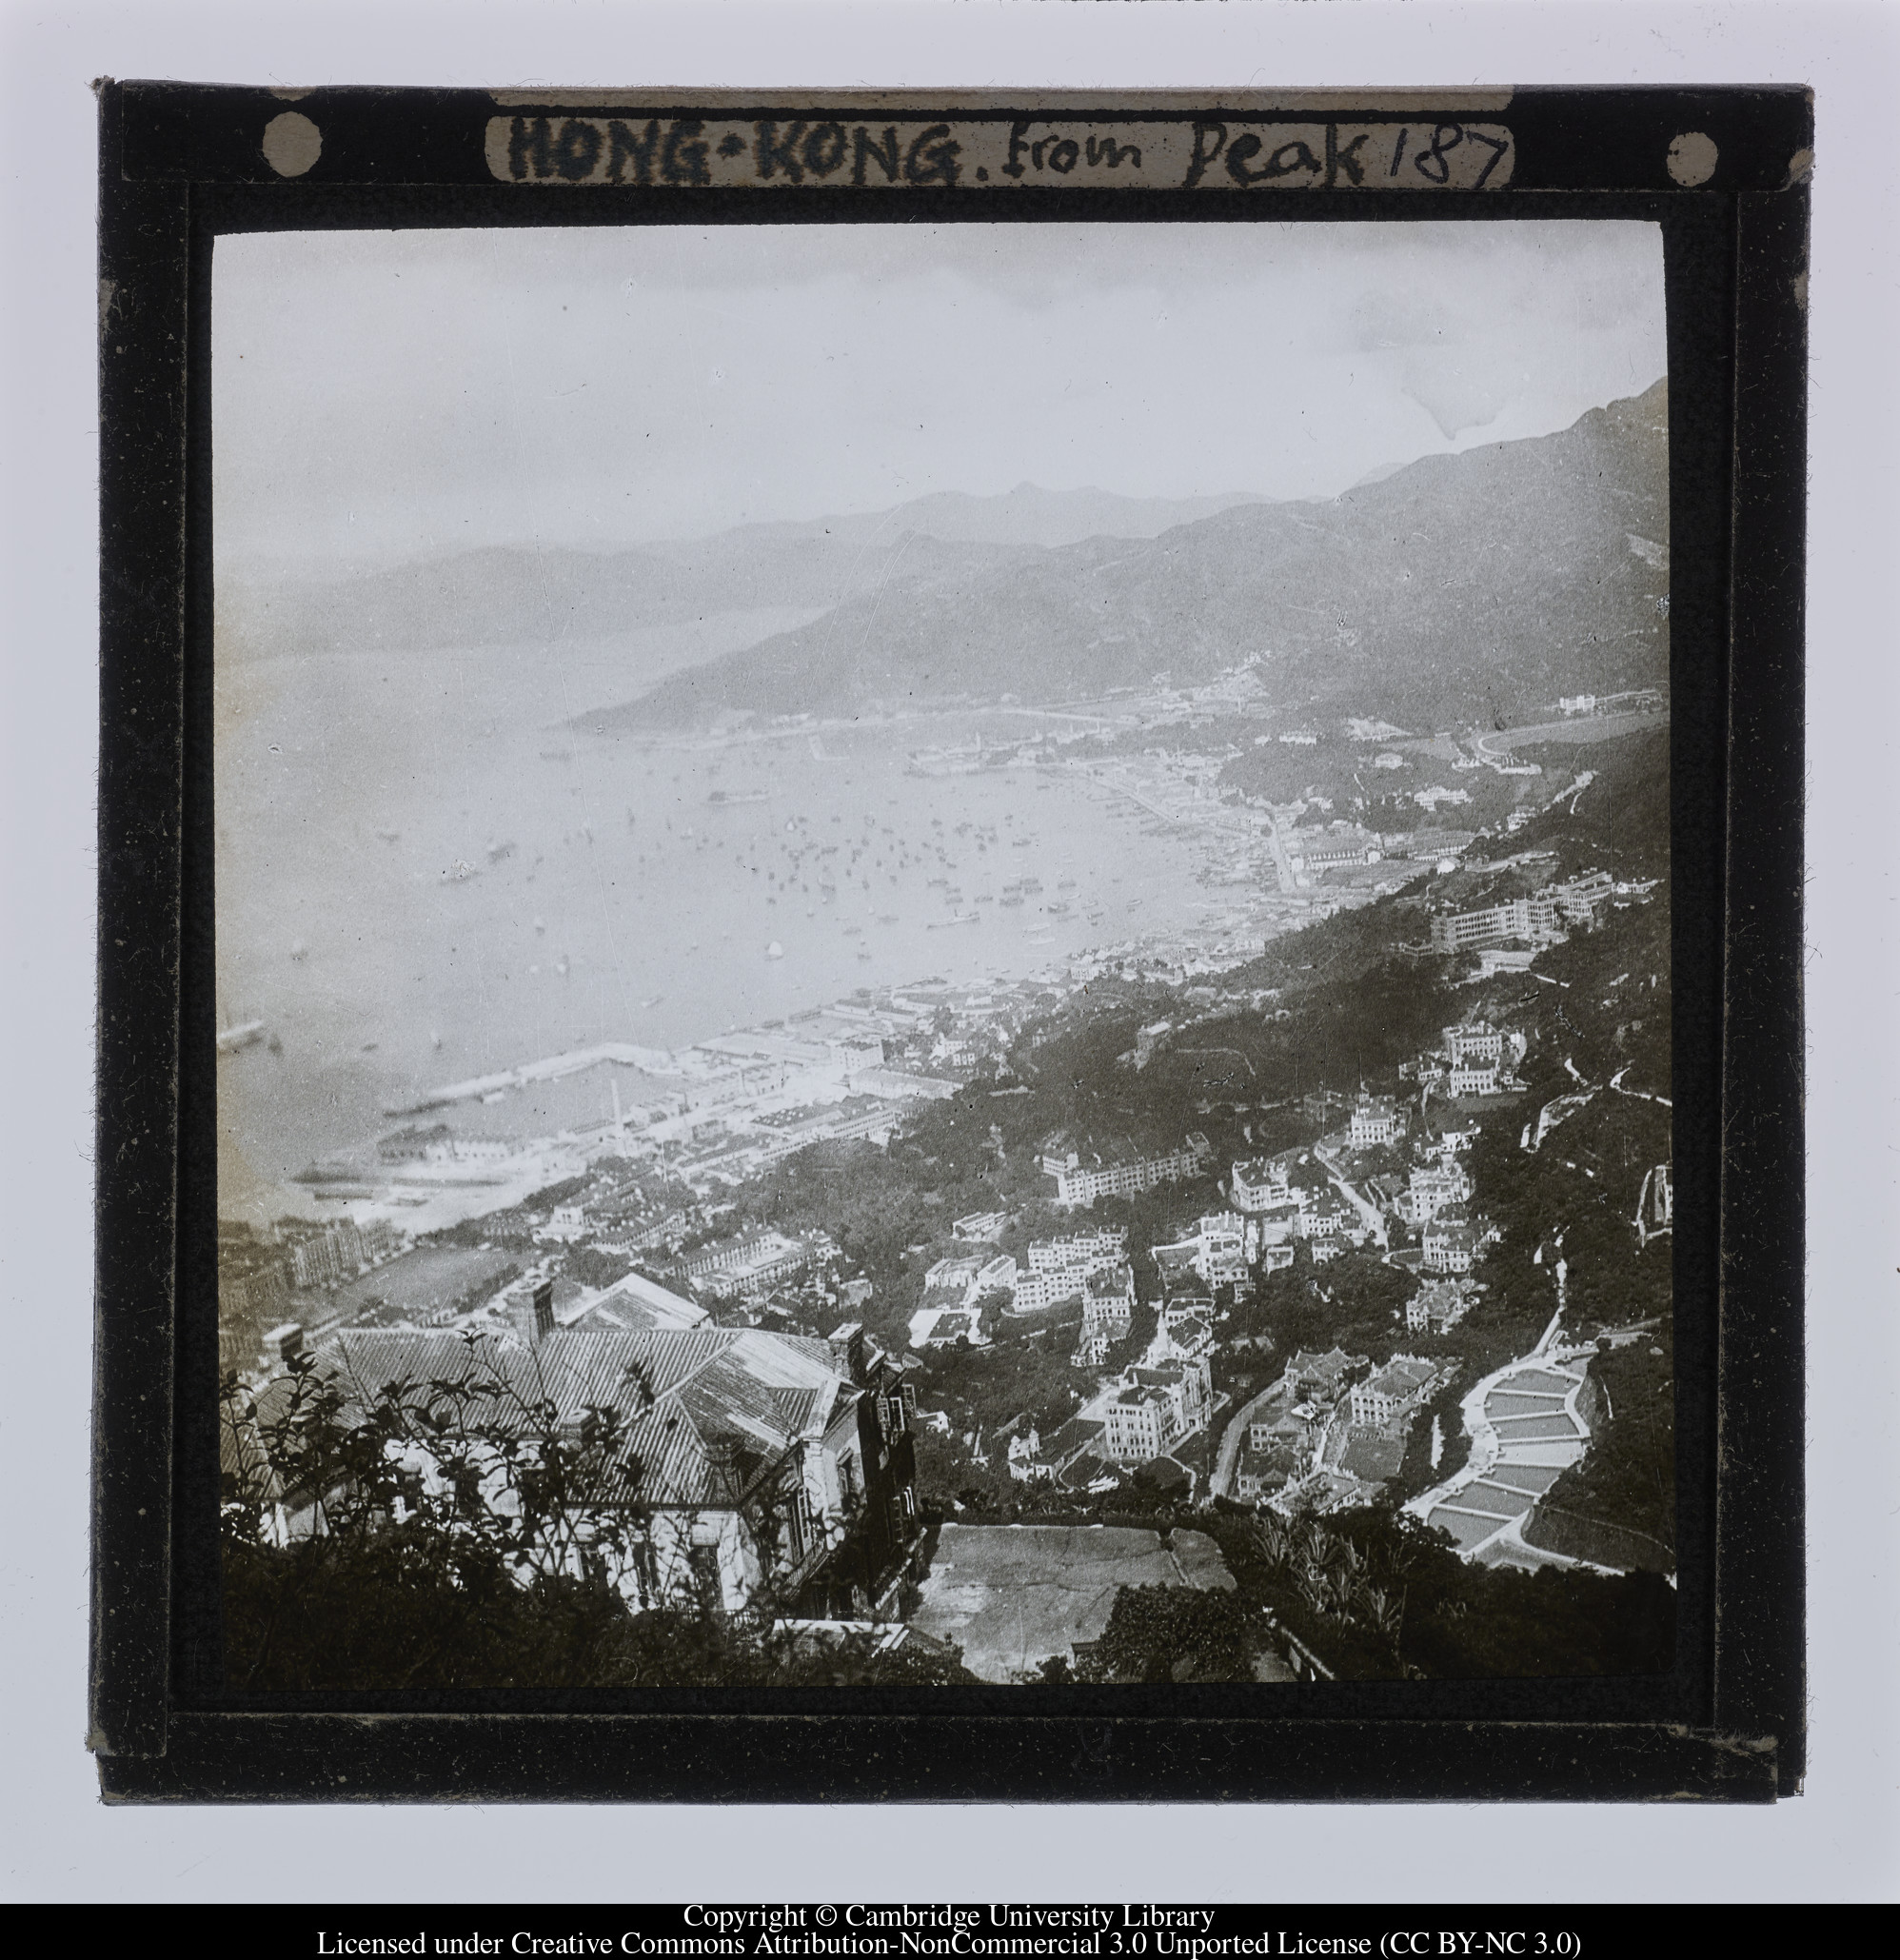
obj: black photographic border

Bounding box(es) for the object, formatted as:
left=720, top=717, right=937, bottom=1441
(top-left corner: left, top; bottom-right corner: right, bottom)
left=91, top=80, right=1809, bottom=1803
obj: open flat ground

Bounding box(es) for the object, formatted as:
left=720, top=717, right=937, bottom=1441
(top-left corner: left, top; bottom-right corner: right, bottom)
left=913, top=1524, right=1236, bottom=1683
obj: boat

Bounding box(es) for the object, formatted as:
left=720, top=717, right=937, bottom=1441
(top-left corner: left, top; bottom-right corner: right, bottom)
left=706, top=789, right=769, bottom=806
left=215, top=1020, right=265, bottom=1054
left=926, top=913, right=980, bottom=930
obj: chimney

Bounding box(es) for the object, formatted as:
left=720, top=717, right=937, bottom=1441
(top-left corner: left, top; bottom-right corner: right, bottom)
left=508, top=1278, right=557, bottom=1348
left=827, top=1320, right=868, bottom=1385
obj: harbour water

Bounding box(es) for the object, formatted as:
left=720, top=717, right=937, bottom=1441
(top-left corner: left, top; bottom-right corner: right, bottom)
left=215, top=636, right=1242, bottom=1180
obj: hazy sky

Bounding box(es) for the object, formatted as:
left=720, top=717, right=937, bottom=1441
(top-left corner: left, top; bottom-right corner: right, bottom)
left=214, top=219, right=1665, bottom=572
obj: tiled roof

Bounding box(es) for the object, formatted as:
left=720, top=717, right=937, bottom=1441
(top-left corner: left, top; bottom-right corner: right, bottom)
left=317, top=1326, right=853, bottom=1512
left=1364, top=1356, right=1435, bottom=1397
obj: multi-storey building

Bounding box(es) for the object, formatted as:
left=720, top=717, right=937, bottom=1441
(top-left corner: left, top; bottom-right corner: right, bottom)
left=1098, top=1352, right=1214, bottom=1465
left=1285, top=826, right=1382, bottom=875
left=1430, top=870, right=1615, bottom=955
left=680, top=1230, right=813, bottom=1296
left=951, top=1211, right=1007, bottom=1243
left=1443, top=1021, right=1506, bottom=1066
left=1421, top=1218, right=1488, bottom=1275
left=1150, top=1211, right=1248, bottom=1291
left=1013, top=1229, right=1127, bottom=1314
left=288, top=1218, right=365, bottom=1293
left=1406, top=1278, right=1473, bottom=1335
left=1428, top=897, right=1564, bottom=956
left=923, top=1253, right=985, bottom=1294
left=1074, top=1263, right=1137, bottom=1366
left=1396, top=1162, right=1473, bottom=1226
left=1348, top=1096, right=1403, bottom=1149
left=1231, top=1158, right=1304, bottom=1260
left=1231, top=1158, right=1292, bottom=1212
left=1039, top=1137, right=1209, bottom=1208
left=1349, top=1355, right=1437, bottom=1428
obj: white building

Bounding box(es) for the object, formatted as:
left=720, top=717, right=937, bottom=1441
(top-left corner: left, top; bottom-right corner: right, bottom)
left=1348, top=1096, right=1403, bottom=1149
left=1151, top=1211, right=1248, bottom=1291
left=923, top=1253, right=985, bottom=1294
left=1447, top=1061, right=1501, bottom=1098
left=1406, top=1279, right=1473, bottom=1335
left=1350, top=1356, right=1438, bottom=1427
left=1013, top=1229, right=1127, bottom=1314
left=1396, top=1163, right=1473, bottom=1226
left=908, top=1302, right=989, bottom=1350
left=1231, top=1158, right=1293, bottom=1212
left=1039, top=1138, right=1208, bottom=1207
left=951, top=1211, right=1007, bottom=1243
left=1443, top=1021, right=1505, bottom=1066
left=1098, top=1353, right=1214, bottom=1465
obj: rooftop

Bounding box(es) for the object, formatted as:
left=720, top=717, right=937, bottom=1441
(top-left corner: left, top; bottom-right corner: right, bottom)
left=315, top=1324, right=855, bottom=1511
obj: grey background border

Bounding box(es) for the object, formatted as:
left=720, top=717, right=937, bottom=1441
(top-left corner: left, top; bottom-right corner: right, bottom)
left=4, top=0, right=1894, bottom=1907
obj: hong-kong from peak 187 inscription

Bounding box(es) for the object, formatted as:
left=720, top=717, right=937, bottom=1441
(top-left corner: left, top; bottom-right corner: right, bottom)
left=212, top=218, right=1674, bottom=1691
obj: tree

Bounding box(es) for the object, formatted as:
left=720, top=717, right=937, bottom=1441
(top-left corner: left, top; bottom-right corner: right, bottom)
left=1077, top=1585, right=1270, bottom=1683
left=220, top=1339, right=978, bottom=1689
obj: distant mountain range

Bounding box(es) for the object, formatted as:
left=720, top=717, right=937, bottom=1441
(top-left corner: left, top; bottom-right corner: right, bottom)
left=217, top=386, right=1669, bottom=738
left=683, top=484, right=1273, bottom=553
left=619, top=379, right=1670, bottom=734
left=214, top=485, right=1270, bottom=662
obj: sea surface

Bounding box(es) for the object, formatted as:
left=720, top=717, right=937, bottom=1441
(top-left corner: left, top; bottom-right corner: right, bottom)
left=215, top=630, right=1231, bottom=1182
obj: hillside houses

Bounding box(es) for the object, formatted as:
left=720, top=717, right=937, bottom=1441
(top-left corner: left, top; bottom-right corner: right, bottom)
left=1075, top=1263, right=1137, bottom=1366
left=1427, top=868, right=1618, bottom=957
left=1038, top=1132, right=1211, bottom=1207
left=1395, top=1159, right=1474, bottom=1226
left=1098, top=1353, right=1214, bottom=1466
left=1421, top=1215, right=1499, bottom=1275
left=1149, top=1210, right=1248, bottom=1292
left=1348, top=1095, right=1403, bottom=1149
left=1011, top=1229, right=1126, bottom=1315
left=1349, top=1354, right=1438, bottom=1428
left=1406, top=1277, right=1475, bottom=1335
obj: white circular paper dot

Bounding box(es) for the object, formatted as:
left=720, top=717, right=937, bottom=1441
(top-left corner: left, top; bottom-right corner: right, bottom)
left=262, top=111, right=322, bottom=178
left=1666, top=132, right=1718, bottom=187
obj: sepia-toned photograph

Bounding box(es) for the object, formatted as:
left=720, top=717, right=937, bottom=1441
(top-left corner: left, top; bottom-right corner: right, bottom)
left=212, top=216, right=1677, bottom=1691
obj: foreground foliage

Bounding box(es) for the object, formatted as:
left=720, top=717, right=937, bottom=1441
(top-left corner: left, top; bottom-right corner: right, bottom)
left=219, top=1350, right=976, bottom=1690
